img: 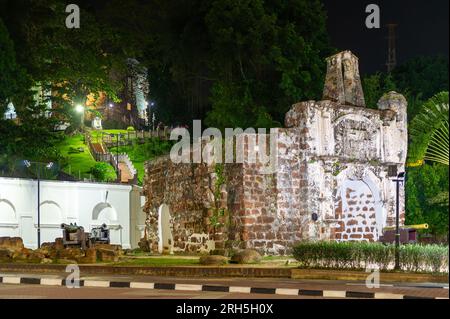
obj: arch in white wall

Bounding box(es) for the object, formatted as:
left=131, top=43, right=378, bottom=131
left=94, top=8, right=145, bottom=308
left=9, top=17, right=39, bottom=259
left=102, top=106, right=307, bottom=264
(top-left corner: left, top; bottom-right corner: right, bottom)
left=158, top=204, right=173, bottom=254
left=0, top=199, right=17, bottom=223
left=40, top=201, right=63, bottom=224
left=92, top=202, right=118, bottom=223
left=39, top=201, right=63, bottom=243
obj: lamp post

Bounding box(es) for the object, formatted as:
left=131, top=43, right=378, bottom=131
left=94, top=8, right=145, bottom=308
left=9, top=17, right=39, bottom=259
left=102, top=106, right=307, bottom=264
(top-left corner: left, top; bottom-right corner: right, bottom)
left=149, top=102, right=155, bottom=132
left=152, top=112, right=156, bottom=132
left=24, top=160, right=54, bottom=249
left=392, top=171, right=406, bottom=270
left=76, top=104, right=85, bottom=130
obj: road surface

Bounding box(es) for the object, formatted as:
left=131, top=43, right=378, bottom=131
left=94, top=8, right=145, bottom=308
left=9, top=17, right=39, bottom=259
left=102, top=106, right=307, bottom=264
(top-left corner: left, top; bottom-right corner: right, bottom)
left=0, top=272, right=447, bottom=299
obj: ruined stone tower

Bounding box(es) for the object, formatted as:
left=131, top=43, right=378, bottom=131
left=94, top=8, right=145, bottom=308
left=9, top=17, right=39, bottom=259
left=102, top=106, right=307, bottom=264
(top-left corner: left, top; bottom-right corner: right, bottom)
left=323, top=51, right=366, bottom=107
left=143, top=51, right=407, bottom=255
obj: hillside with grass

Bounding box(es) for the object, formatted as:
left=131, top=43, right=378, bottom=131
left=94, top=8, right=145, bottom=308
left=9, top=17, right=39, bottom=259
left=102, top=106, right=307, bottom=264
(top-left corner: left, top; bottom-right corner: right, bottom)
left=58, top=134, right=116, bottom=181
left=56, top=130, right=172, bottom=185
left=110, top=138, right=173, bottom=184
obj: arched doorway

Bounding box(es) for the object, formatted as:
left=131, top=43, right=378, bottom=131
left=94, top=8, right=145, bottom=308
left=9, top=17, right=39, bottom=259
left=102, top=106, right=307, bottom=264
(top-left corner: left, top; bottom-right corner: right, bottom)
left=0, top=199, right=19, bottom=237
left=158, top=204, right=173, bottom=254
left=91, top=202, right=121, bottom=245
left=39, top=201, right=63, bottom=243
left=334, top=169, right=384, bottom=242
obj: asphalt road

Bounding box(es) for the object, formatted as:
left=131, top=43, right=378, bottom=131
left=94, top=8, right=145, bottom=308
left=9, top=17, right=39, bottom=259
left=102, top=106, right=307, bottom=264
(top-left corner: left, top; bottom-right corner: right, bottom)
left=0, top=272, right=448, bottom=299
left=0, top=284, right=313, bottom=299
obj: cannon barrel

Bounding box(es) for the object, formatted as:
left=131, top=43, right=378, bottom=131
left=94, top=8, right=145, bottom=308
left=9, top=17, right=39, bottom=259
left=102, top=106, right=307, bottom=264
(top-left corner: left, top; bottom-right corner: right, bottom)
left=383, top=223, right=428, bottom=231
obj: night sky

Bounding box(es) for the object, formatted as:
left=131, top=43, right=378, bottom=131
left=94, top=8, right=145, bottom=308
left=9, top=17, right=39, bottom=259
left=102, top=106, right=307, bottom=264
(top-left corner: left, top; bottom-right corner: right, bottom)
left=322, top=0, right=449, bottom=75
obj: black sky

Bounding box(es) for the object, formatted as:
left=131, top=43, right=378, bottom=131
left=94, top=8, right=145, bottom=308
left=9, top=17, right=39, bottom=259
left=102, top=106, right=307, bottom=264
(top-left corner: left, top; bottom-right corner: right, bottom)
left=322, top=0, right=449, bottom=75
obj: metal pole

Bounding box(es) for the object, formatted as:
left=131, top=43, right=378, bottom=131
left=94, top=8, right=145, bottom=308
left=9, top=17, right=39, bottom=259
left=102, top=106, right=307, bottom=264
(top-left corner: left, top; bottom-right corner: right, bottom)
left=394, top=178, right=400, bottom=270
left=37, top=164, right=41, bottom=249
left=80, top=110, right=85, bottom=132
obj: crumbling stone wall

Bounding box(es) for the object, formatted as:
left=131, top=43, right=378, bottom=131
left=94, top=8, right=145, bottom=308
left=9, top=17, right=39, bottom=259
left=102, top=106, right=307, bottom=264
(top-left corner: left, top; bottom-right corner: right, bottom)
left=143, top=51, right=407, bottom=255
left=143, top=155, right=246, bottom=254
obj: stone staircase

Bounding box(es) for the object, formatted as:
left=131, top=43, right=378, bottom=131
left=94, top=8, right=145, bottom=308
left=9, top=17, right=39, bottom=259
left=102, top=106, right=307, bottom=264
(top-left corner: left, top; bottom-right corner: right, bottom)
left=117, top=153, right=137, bottom=184
left=86, top=133, right=138, bottom=184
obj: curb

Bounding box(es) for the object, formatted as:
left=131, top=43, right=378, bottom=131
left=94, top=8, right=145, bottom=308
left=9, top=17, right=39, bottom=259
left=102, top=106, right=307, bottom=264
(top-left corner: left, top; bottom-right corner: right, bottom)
left=1, top=264, right=447, bottom=284
left=291, top=269, right=449, bottom=283
left=0, top=276, right=447, bottom=299
left=0, top=264, right=291, bottom=278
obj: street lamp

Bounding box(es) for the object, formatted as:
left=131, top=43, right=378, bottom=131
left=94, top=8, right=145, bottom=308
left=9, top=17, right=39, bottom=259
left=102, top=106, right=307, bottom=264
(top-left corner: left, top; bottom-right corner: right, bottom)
left=24, top=160, right=54, bottom=249
left=148, top=102, right=156, bottom=131
left=152, top=113, right=156, bottom=132
left=76, top=104, right=85, bottom=130
left=392, top=171, right=406, bottom=270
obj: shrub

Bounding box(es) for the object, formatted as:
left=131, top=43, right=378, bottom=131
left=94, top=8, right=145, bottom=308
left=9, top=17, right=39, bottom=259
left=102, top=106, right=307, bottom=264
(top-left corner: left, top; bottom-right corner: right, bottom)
left=292, top=241, right=448, bottom=273
left=127, top=126, right=135, bottom=131
left=400, top=244, right=448, bottom=273
left=90, top=162, right=116, bottom=182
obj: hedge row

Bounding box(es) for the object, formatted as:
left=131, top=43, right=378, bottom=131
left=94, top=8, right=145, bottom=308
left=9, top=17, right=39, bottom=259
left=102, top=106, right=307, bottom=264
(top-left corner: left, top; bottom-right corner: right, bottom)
left=292, top=241, right=448, bottom=273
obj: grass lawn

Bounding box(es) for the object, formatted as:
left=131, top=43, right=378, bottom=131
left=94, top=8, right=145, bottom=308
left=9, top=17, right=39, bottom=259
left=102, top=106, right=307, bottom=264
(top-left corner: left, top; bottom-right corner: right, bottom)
left=90, top=129, right=128, bottom=140
left=112, top=254, right=298, bottom=267
left=65, top=130, right=172, bottom=184
left=58, top=134, right=97, bottom=179
left=115, top=257, right=200, bottom=266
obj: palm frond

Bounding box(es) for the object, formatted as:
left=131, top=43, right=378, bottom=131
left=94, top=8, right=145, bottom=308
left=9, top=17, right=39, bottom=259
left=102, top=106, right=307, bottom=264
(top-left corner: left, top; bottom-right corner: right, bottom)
left=409, top=92, right=449, bottom=166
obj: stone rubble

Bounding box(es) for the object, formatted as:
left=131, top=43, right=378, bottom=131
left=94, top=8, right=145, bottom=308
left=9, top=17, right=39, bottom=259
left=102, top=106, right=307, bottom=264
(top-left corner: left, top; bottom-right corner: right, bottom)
left=0, top=236, right=122, bottom=264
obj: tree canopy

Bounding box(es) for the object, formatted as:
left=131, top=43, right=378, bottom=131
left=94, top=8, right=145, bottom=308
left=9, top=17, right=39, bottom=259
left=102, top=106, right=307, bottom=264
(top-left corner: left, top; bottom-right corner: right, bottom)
left=134, top=0, right=333, bottom=129
left=0, top=18, right=29, bottom=115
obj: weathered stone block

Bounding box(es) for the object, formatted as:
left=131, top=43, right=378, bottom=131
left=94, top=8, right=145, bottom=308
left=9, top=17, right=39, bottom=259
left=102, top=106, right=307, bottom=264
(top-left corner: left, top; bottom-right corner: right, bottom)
left=97, top=248, right=119, bottom=262
left=27, top=251, right=46, bottom=263
left=0, top=249, right=11, bottom=262
left=11, top=248, right=31, bottom=261
left=0, top=237, right=24, bottom=252
left=59, top=248, right=84, bottom=260
left=199, top=255, right=228, bottom=265
left=230, top=249, right=262, bottom=264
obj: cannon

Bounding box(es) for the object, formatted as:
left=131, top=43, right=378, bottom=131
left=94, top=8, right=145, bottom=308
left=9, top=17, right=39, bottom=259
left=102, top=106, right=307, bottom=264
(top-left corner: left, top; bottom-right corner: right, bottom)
left=379, top=224, right=429, bottom=244
left=61, top=223, right=90, bottom=250
left=89, top=224, right=110, bottom=245
left=383, top=224, right=429, bottom=231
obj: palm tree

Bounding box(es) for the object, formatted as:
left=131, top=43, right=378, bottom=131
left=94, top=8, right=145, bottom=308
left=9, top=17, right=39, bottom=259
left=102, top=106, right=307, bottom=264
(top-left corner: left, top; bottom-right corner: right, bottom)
left=409, top=92, right=449, bottom=207
left=409, top=92, right=449, bottom=166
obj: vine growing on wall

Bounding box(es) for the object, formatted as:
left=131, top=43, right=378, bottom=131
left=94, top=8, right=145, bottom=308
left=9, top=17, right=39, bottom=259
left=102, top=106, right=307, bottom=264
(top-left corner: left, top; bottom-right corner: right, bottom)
left=208, top=163, right=243, bottom=251
left=209, top=163, right=226, bottom=232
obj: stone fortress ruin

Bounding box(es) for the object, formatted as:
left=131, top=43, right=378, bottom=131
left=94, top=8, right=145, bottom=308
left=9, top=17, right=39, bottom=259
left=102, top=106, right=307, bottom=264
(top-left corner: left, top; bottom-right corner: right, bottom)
left=142, top=51, right=408, bottom=255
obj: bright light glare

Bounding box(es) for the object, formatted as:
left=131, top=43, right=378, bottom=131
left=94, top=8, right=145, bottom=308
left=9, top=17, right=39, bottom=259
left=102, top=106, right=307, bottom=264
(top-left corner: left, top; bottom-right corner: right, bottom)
left=75, top=104, right=85, bottom=113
